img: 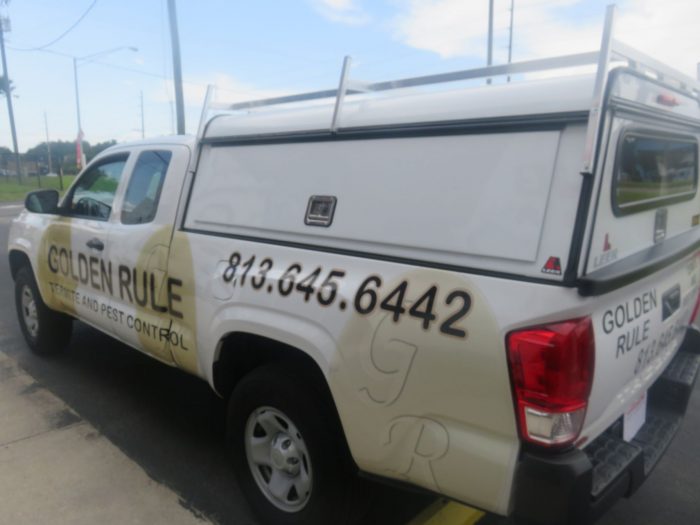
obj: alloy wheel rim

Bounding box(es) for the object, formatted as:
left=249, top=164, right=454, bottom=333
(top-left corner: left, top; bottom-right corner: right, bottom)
left=21, top=285, right=39, bottom=338
left=244, top=406, right=313, bottom=512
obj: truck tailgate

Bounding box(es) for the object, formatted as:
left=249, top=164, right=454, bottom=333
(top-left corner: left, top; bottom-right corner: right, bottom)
left=583, top=252, right=699, bottom=444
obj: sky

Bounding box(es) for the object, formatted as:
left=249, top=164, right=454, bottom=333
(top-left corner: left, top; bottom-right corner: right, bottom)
left=0, top=0, right=699, bottom=151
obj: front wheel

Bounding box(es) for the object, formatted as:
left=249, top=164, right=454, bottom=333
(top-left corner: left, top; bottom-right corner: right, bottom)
left=15, top=266, right=72, bottom=355
left=228, top=362, right=364, bottom=525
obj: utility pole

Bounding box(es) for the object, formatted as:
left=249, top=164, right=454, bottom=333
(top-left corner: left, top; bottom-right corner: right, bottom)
left=44, top=112, right=52, bottom=188
left=140, top=90, right=145, bottom=139
left=72, top=57, right=87, bottom=169
left=0, top=15, right=21, bottom=183
left=487, top=0, right=494, bottom=85
left=507, top=0, right=515, bottom=82
left=167, top=0, right=185, bottom=134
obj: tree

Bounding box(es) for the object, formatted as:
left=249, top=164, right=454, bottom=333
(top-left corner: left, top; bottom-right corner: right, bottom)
left=0, top=75, right=13, bottom=97
left=0, top=145, right=12, bottom=175
left=85, top=140, right=117, bottom=162
left=22, top=139, right=118, bottom=175
left=24, top=140, right=76, bottom=174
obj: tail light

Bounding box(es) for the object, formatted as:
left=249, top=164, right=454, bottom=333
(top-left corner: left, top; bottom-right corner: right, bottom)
left=690, top=254, right=700, bottom=325
left=656, top=93, right=680, bottom=107
left=506, top=317, right=595, bottom=447
left=690, top=289, right=700, bottom=326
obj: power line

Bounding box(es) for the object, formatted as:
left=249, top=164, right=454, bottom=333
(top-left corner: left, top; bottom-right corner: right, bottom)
left=10, top=0, right=98, bottom=51
left=6, top=45, right=71, bottom=57
left=5, top=42, right=262, bottom=97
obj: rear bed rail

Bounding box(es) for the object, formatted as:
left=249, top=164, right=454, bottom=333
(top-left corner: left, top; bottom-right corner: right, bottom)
left=578, top=228, right=700, bottom=296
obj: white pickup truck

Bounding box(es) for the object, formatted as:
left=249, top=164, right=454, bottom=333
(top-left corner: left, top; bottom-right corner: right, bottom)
left=7, top=7, right=700, bottom=525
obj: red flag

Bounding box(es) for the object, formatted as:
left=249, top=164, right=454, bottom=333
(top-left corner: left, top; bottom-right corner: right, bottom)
left=75, top=130, right=84, bottom=169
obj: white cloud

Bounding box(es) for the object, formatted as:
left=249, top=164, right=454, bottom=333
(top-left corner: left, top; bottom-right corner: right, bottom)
left=153, top=73, right=289, bottom=110
left=392, top=0, right=491, bottom=59
left=392, top=0, right=590, bottom=60
left=615, top=0, right=700, bottom=78
left=311, top=0, right=370, bottom=26
left=148, top=74, right=292, bottom=137
left=391, top=0, right=700, bottom=78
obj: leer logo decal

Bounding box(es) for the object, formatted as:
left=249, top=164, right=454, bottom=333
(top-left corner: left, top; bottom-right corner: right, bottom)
left=541, top=256, right=562, bottom=275
left=603, top=233, right=612, bottom=252
left=592, top=233, right=618, bottom=268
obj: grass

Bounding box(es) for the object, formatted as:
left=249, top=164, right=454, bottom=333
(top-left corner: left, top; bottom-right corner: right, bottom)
left=616, top=180, right=695, bottom=206
left=0, top=175, right=76, bottom=203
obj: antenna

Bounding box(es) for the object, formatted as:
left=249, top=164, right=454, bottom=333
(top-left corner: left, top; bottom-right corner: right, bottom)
left=507, top=0, right=515, bottom=82
left=140, top=90, right=145, bottom=139
left=487, top=0, right=494, bottom=84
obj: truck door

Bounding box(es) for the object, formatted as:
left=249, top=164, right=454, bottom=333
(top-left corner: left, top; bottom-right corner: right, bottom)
left=106, top=146, right=190, bottom=365
left=43, top=154, right=130, bottom=330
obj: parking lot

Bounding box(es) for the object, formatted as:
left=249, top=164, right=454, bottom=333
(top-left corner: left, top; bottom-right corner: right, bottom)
left=1, top=202, right=699, bottom=525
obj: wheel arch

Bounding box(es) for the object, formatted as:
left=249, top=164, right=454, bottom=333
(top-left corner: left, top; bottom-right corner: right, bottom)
left=9, top=249, right=33, bottom=281
left=213, top=331, right=331, bottom=399
left=213, top=331, right=356, bottom=469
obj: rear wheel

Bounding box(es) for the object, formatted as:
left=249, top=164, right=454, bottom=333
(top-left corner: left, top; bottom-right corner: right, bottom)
left=228, top=361, right=364, bottom=525
left=15, top=266, right=72, bottom=355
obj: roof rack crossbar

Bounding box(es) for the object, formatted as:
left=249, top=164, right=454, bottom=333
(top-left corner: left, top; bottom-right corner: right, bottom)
left=581, top=5, right=700, bottom=175
left=330, top=55, right=353, bottom=132
left=611, top=39, right=700, bottom=94
left=582, top=3, right=617, bottom=174
left=364, top=51, right=600, bottom=92
left=224, top=51, right=601, bottom=112
left=197, top=3, right=700, bottom=156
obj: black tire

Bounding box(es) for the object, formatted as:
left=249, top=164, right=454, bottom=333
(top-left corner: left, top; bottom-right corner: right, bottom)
left=228, top=361, right=364, bottom=525
left=15, top=266, right=72, bottom=355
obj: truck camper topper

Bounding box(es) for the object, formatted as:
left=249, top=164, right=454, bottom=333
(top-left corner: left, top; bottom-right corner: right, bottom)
left=197, top=4, right=700, bottom=175
left=183, top=6, right=700, bottom=291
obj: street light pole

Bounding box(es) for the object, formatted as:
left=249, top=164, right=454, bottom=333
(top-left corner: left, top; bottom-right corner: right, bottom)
left=72, top=46, right=137, bottom=169
left=44, top=111, right=51, bottom=176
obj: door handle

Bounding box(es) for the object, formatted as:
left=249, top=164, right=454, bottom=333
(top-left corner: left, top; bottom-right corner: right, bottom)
left=86, top=238, right=104, bottom=251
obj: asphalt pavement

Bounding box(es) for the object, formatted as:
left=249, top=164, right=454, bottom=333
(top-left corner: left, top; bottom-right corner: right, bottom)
left=0, top=202, right=698, bottom=525
left=0, top=203, right=431, bottom=524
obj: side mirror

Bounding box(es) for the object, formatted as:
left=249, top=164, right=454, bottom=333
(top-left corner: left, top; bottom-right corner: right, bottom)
left=25, top=189, right=60, bottom=214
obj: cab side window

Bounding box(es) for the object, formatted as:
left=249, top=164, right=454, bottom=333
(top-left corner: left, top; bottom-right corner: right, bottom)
left=63, top=155, right=128, bottom=220
left=121, top=150, right=172, bottom=225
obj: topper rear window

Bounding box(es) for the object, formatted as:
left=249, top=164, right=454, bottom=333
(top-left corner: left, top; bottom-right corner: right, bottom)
left=613, top=131, right=698, bottom=216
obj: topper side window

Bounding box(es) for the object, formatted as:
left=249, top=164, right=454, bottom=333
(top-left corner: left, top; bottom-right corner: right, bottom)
left=613, top=131, right=698, bottom=216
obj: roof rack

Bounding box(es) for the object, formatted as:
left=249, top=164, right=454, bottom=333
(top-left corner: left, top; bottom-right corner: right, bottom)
left=196, top=4, right=700, bottom=172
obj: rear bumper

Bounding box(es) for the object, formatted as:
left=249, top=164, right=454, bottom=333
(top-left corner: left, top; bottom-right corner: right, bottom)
left=511, top=328, right=700, bottom=525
